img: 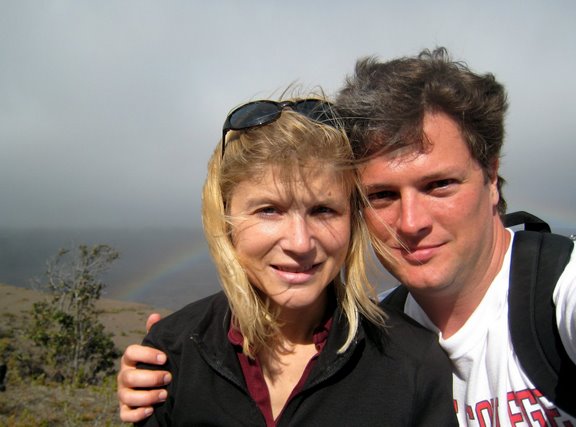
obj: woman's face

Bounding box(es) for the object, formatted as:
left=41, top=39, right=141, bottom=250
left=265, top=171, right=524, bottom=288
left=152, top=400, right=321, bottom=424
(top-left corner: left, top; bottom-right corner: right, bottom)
left=229, top=166, right=351, bottom=314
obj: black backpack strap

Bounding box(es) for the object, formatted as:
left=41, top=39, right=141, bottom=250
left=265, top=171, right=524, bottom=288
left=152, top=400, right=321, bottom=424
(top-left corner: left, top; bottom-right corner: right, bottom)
left=380, top=285, right=409, bottom=311
left=508, top=230, right=576, bottom=415
left=503, top=210, right=551, bottom=232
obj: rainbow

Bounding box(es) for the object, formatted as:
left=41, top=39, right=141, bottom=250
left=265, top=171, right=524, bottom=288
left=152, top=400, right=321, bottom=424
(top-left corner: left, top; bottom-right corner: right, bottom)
left=110, top=243, right=217, bottom=303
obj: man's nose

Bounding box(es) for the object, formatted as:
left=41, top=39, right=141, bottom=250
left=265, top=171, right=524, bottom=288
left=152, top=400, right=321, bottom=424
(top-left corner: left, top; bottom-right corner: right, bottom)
left=397, top=193, right=432, bottom=237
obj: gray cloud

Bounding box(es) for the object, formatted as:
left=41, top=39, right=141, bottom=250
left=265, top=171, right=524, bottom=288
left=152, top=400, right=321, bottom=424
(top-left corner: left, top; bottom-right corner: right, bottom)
left=1, top=0, right=575, bottom=230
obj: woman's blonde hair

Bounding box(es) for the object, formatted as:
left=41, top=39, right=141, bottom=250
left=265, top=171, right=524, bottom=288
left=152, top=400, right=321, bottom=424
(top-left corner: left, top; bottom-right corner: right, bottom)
left=202, top=103, right=387, bottom=357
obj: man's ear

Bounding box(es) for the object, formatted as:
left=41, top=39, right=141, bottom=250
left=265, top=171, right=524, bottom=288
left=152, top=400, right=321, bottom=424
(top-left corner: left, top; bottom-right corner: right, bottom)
left=487, top=157, right=500, bottom=182
left=488, top=157, right=500, bottom=205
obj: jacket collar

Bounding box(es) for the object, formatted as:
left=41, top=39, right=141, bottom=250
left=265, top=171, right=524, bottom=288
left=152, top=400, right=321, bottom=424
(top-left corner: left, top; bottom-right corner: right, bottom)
left=189, top=291, right=369, bottom=390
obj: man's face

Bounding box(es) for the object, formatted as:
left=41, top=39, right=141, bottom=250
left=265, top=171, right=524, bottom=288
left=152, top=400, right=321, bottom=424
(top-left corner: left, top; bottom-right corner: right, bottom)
left=359, top=112, right=500, bottom=296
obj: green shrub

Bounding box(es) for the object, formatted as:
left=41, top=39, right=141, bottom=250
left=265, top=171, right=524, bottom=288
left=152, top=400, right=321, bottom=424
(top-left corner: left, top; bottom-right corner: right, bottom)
left=26, top=244, right=120, bottom=385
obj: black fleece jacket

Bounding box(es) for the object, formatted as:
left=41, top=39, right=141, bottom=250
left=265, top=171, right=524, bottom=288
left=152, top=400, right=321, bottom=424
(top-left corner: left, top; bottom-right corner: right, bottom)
left=137, top=291, right=457, bottom=427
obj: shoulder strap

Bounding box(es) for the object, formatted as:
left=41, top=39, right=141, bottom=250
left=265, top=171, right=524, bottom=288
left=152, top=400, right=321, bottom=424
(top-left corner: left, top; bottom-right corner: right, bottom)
left=503, top=210, right=551, bottom=232
left=508, top=229, right=575, bottom=415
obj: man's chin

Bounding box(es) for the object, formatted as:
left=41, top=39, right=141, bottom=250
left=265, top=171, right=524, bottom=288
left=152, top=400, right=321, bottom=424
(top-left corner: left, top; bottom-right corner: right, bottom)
left=388, top=265, right=443, bottom=290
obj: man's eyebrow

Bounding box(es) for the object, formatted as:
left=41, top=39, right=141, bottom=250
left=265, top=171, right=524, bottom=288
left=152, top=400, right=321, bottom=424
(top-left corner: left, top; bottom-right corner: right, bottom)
left=362, top=172, right=459, bottom=194
left=362, top=183, right=391, bottom=193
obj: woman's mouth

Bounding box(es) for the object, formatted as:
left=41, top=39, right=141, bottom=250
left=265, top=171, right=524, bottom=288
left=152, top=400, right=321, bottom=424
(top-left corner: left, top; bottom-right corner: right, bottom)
left=272, top=263, right=320, bottom=283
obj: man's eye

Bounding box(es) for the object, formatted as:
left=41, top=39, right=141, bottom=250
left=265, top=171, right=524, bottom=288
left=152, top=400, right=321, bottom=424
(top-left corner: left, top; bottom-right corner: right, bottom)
left=367, top=190, right=397, bottom=201
left=428, top=179, right=455, bottom=191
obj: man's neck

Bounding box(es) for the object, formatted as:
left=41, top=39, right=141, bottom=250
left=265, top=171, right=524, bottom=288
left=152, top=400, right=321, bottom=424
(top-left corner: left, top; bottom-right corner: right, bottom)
left=412, top=226, right=511, bottom=339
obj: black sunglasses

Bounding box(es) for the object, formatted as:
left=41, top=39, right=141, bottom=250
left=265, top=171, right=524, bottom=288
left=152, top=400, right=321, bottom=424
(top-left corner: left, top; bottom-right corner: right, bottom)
left=221, top=99, right=340, bottom=157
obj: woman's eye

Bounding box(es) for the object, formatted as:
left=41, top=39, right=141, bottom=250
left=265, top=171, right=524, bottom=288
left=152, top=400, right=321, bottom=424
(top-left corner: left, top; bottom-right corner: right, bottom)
left=256, top=206, right=279, bottom=215
left=312, top=206, right=334, bottom=215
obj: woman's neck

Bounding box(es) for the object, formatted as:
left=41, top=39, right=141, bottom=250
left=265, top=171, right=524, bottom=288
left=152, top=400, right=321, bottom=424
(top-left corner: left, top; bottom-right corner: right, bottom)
left=274, top=289, right=332, bottom=346
left=259, top=289, right=334, bottom=421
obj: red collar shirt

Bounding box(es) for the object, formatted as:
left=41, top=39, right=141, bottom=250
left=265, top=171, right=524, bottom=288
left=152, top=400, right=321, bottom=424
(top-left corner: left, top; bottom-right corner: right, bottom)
left=228, top=317, right=332, bottom=427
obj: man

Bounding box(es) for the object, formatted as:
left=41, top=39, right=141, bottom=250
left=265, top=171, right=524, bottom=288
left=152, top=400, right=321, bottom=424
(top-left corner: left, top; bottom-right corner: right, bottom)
left=118, top=48, right=576, bottom=425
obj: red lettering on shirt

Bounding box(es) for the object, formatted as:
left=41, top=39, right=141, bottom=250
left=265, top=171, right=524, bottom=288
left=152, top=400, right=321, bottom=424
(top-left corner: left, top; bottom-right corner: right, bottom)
left=466, top=404, right=475, bottom=420
left=475, top=400, right=495, bottom=427
left=455, top=388, right=573, bottom=426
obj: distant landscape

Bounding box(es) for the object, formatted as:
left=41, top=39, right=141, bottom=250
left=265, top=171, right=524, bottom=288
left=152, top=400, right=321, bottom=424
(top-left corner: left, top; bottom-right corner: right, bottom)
left=0, top=227, right=221, bottom=312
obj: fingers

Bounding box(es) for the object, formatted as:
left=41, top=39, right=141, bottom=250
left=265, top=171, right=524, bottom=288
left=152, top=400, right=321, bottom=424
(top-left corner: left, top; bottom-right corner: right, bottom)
left=116, top=314, right=167, bottom=423
left=146, top=313, right=162, bottom=333
left=118, top=345, right=171, bottom=390
left=119, top=403, right=155, bottom=423
left=117, top=360, right=171, bottom=422
left=118, top=384, right=168, bottom=406
left=119, top=390, right=167, bottom=424
left=121, top=344, right=167, bottom=368
left=119, top=365, right=171, bottom=388
left=117, top=374, right=169, bottom=422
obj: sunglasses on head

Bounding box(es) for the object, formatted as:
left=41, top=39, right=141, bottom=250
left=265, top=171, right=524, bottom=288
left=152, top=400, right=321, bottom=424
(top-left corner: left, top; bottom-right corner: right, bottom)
left=221, top=99, right=341, bottom=157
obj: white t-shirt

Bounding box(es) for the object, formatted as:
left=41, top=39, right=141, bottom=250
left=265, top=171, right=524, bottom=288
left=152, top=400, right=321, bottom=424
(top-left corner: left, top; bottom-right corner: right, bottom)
left=402, top=230, right=576, bottom=426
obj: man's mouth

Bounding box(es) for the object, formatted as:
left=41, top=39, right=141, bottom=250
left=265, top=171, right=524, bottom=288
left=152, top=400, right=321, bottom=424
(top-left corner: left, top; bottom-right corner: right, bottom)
left=395, top=244, right=442, bottom=264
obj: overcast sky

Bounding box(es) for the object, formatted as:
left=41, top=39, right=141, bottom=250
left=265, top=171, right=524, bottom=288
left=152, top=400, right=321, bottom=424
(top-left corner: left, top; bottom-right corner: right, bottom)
left=1, top=1, right=575, bottom=231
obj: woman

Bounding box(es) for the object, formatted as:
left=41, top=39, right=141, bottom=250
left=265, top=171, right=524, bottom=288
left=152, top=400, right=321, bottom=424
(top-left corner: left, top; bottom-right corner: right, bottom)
left=129, top=97, right=457, bottom=426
